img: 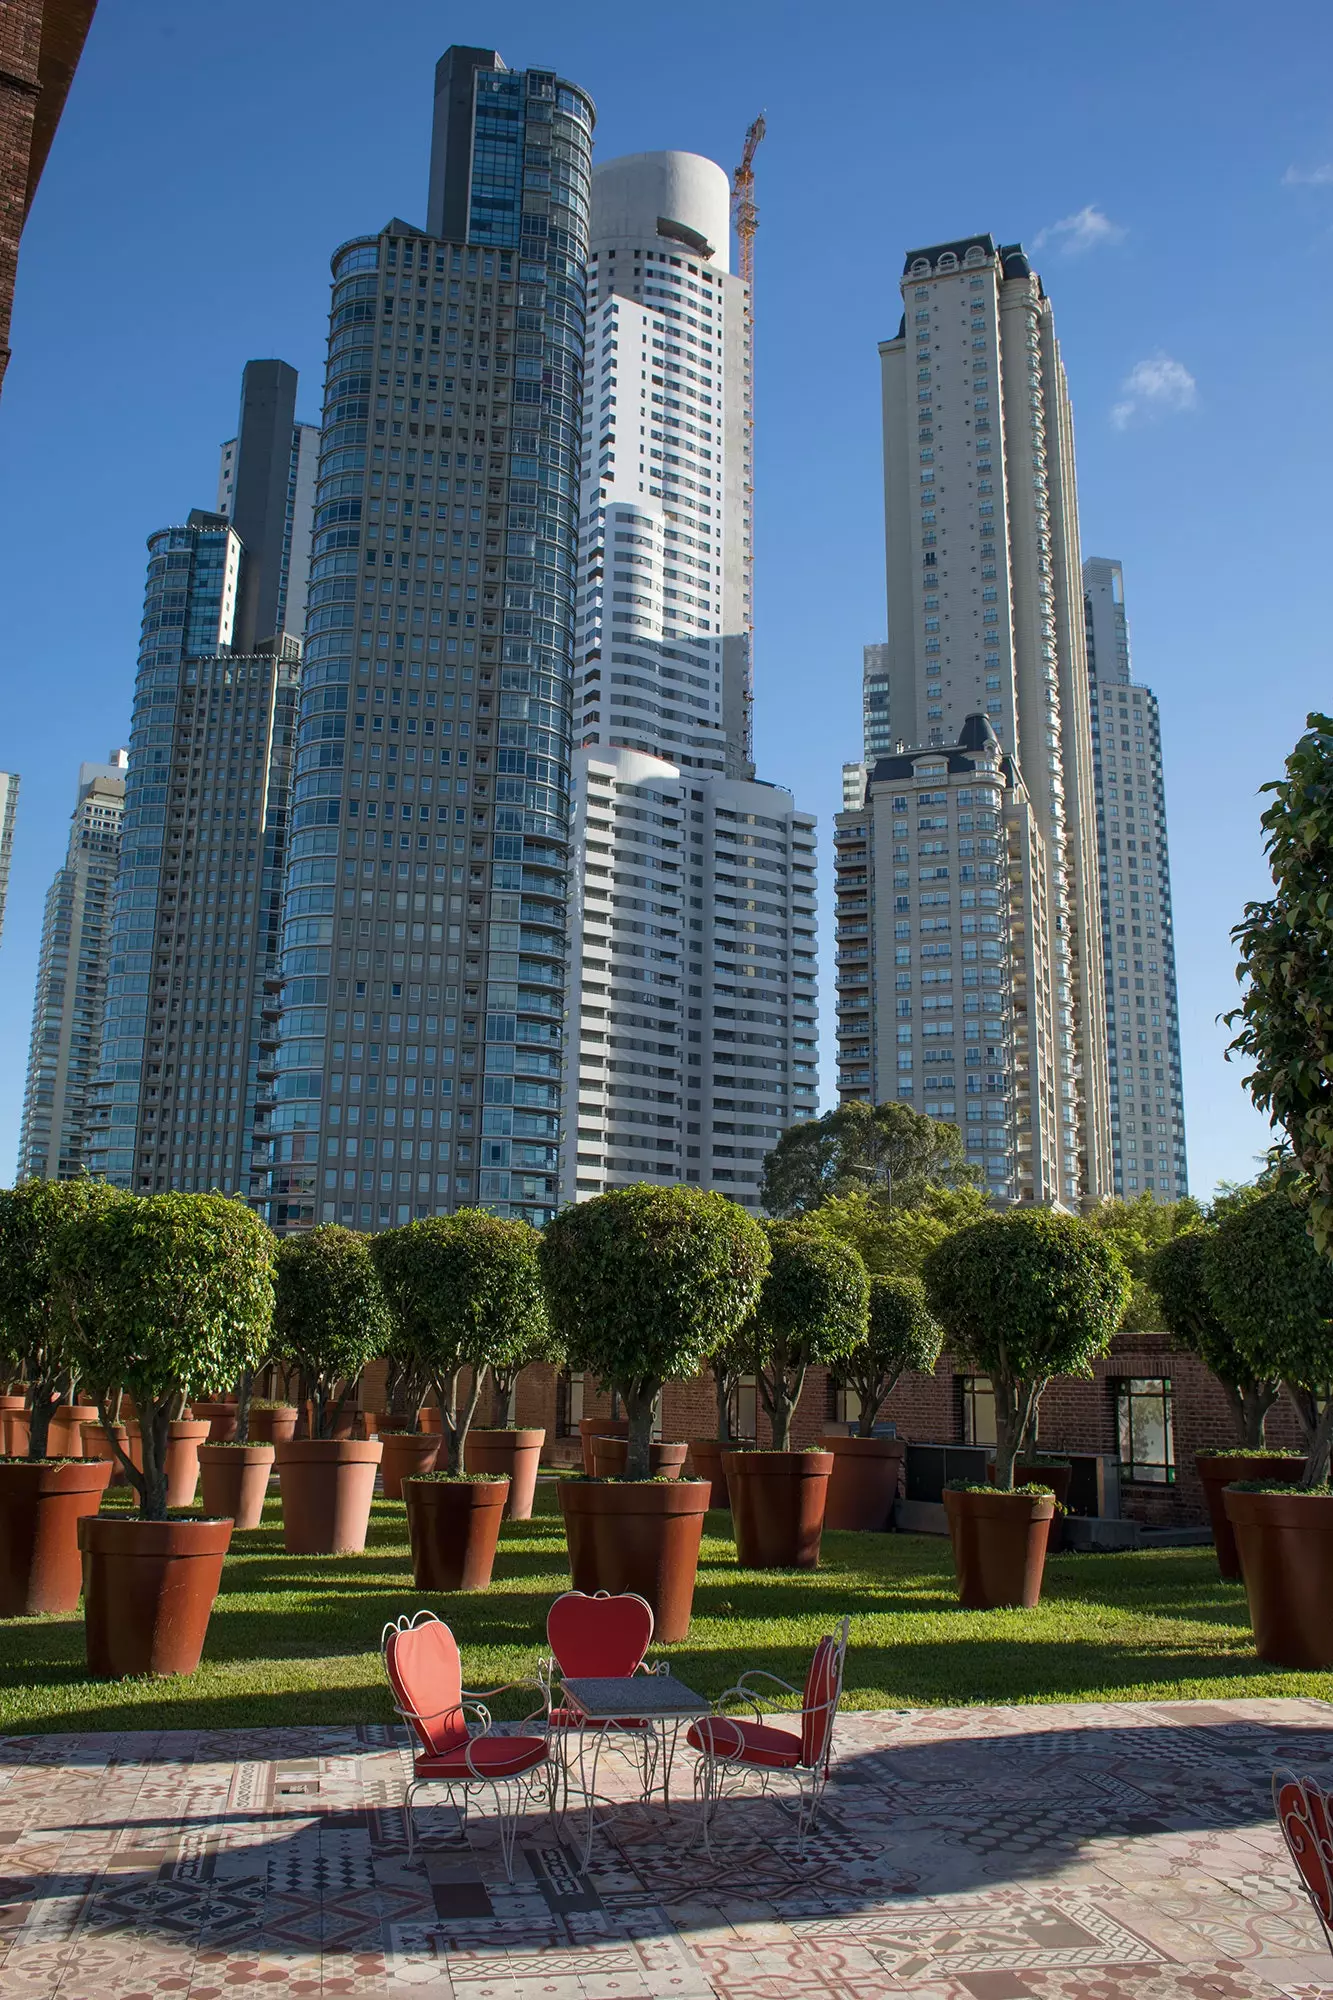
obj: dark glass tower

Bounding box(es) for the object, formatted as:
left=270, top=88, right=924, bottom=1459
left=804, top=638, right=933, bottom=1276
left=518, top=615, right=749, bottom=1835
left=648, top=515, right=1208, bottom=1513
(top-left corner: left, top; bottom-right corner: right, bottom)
left=258, top=47, right=593, bottom=1233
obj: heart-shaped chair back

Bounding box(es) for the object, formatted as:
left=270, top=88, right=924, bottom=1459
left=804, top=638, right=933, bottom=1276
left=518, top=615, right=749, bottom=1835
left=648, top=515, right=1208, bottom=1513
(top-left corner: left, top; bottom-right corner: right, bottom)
left=547, top=1590, right=654, bottom=1678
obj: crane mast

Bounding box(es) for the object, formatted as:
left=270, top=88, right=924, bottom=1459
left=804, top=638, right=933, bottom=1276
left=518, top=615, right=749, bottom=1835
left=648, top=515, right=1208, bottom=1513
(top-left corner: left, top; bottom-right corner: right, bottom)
left=732, top=114, right=765, bottom=767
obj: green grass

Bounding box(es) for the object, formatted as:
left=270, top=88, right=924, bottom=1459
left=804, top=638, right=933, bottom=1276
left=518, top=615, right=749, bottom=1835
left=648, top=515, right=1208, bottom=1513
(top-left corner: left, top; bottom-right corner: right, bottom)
left=0, top=1483, right=1328, bottom=1735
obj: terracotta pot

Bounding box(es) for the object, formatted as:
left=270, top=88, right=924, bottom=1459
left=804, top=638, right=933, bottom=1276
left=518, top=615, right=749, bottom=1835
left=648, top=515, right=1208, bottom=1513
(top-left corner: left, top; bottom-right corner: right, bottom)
left=558, top=1477, right=709, bottom=1643
left=1197, top=1453, right=1306, bottom=1581
left=379, top=1431, right=442, bottom=1500
left=123, top=1420, right=211, bottom=1509
left=578, top=1415, right=627, bottom=1475
left=275, top=1438, right=382, bottom=1554
left=986, top=1458, right=1073, bottom=1551
left=247, top=1405, right=299, bottom=1445
left=403, top=1476, right=509, bottom=1591
left=47, top=1404, right=98, bottom=1457
left=725, top=1450, right=833, bottom=1570
left=590, top=1437, right=688, bottom=1482
left=1223, top=1486, right=1333, bottom=1668
left=190, top=1401, right=240, bottom=1443
left=79, top=1514, right=232, bottom=1679
left=360, top=1410, right=380, bottom=1440
left=0, top=1395, right=26, bottom=1457
left=305, top=1399, right=360, bottom=1442
left=0, top=1457, right=113, bottom=1615
left=6, top=1413, right=29, bottom=1457
left=198, top=1443, right=275, bottom=1531
left=463, top=1429, right=545, bottom=1519
left=419, top=1405, right=443, bottom=1436
left=944, top=1487, right=1054, bottom=1609
left=821, top=1435, right=906, bottom=1533
left=79, top=1422, right=128, bottom=1484
left=685, top=1438, right=742, bottom=1509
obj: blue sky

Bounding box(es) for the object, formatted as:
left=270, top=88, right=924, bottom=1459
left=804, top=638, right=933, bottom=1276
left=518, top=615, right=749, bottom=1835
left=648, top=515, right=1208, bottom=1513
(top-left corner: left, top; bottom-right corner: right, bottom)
left=1, top=0, right=1331, bottom=1198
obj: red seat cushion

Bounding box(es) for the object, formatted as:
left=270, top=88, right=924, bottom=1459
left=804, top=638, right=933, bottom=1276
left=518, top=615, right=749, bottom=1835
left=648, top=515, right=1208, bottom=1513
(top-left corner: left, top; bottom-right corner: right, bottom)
left=547, top=1707, right=651, bottom=1730
left=414, top=1735, right=548, bottom=1780
left=686, top=1716, right=802, bottom=1769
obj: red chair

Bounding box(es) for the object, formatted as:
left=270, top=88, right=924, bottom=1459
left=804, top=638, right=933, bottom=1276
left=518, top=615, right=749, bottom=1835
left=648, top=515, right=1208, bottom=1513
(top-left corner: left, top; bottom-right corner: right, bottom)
left=1273, top=1768, right=1333, bottom=1958
left=686, top=1617, right=849, bottom=1856
left=539, top=1591, right=662, bottom=1842
left=382, top=1611, right=552, bottom=1879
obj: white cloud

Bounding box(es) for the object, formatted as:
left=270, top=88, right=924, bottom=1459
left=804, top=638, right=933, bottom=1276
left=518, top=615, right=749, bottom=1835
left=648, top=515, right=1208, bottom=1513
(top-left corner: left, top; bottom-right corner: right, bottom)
left=1111, top=354, right=1198, bottom=431
left=1283, top=162, right=1333, bottom=186
left=1033, top=205, right=1127, bottom=254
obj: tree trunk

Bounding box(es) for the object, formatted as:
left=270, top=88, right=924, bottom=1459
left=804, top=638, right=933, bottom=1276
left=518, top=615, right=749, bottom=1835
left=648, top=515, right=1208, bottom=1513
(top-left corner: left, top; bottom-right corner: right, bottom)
left=715, top=1367, right=732, bottom=1442
left=759, top=1361, right=805, bottom=1452
left=26, top=1384, right=57, bottom=1460
left=991, top=1375, right=1042, bottom=1490
left=622, top=1381, right=658, bottom=1480
left=1299, top=1390, right=1333, bottom=1487
left=141, top=1400, right=172, bottom=1520
left=490, top=1369, right=516, bottom=1429
left=235, top=1368, right=253, bottom=1445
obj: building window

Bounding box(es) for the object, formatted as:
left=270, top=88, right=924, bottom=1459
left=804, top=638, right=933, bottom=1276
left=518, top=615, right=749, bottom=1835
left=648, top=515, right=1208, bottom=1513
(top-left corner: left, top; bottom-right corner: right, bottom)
left=1115, top=1376, right=1175, bottom=1484
left=959, top=1374, right=996, bottom=1447
left=554, top=1368, right=584, bottom=1438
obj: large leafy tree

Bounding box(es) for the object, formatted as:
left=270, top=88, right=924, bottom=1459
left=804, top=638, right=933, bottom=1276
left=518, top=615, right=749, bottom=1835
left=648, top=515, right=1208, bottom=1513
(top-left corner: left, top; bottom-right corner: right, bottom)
left=842, top=1274, right=943, bottom=1436
left=1204, top=1186, right=1333, bottom=1484
left=54, top=1192, right=275, bottom=1517
left=273, top=1225, right=392, bottom=1439
left=540, top=1185, right=769, bottom=1479
left=0, top=1178, right=128, bottom=1458
left=924, top=1208, right=1130, bottom=1488
left=1228, top=713, right=1333, bottom=1256
left=748, top=1221, right=869, bottom=1450
left=374, top=1210, right=548, bottom=1472
left=1083, top=1193, right=1204, bottom=1331
left=760, top=1100, right=980, bottom=1218
left=1149, top=1226, right=1280, bottom=1449
left=812, top=1182, right=989, bottom=1278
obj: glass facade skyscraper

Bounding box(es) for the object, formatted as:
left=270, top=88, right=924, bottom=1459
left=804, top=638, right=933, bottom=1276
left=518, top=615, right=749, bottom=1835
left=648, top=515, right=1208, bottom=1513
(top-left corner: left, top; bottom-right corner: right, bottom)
left=256, top=47, right=593, bottom=1234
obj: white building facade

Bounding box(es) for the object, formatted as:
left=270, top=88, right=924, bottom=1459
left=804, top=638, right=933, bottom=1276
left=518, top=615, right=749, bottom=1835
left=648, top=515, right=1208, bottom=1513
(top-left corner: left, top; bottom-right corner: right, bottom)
left=564, top=151, right=818, bottom=1206
left=1083, top=556, right=1187, bottom=1200
left=841, top=235, right=1111, bottom=1208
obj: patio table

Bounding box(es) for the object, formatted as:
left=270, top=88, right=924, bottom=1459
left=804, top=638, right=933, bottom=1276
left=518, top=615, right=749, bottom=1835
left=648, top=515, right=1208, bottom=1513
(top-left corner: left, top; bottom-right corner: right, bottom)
left=556, top=1672, right=710, bottom=1866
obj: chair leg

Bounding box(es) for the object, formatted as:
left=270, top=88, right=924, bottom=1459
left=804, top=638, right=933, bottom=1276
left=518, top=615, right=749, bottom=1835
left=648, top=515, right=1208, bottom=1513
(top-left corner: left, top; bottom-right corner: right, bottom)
left=403, top=1781, right=417, bottom=1857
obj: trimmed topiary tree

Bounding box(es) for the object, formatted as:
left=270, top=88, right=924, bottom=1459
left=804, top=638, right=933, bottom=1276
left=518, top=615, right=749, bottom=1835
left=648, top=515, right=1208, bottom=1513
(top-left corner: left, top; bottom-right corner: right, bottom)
left=843, top=1273, right=943, bottom=1437
left=924, top=1208, right=1130, bottom=1489
left=273, top=1225, right=391, bottom=1440
left=487, top=1315, right=562, bottom=1430
left=53, top=1191, right=276, bottom=1518
left=749, top=1221, right=869, bottom=1450
left=373, top=1210, right=547, bottom=1473
left=539, top=1184, right=770, bottom=1479
left=1149, top=1228, right=1280, bottom=1448
left=1204, top=1186, right=1333, bottom=1484
left=0, top=1177, right=127, bottom=1458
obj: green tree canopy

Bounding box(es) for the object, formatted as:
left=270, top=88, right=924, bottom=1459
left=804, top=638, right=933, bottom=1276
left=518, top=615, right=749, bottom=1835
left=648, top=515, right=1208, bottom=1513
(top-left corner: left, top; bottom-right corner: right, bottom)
left=749, top=1220, right=869, bottom=1450
left=812, top=1182, right=990, bottom=1278
left=1204, top=1185, right=1333, bottom=1483
left=539, top=1184, right=769, bottom=1478
left=0, top=1177, right=129, bottom=1457
left=1149, top=1227, right=1279, bottom=1449
left=54, top=1191, right=275, bottom=1517
left=841, top=1274, right=943, bottom=1437
left=374, top=1210, right=548, bottom=1471
left=1228, top=713, right=1333, bottom=1258
left=273, top=1225, right=392, bottom=1439
left=1082, top=1193, right=1204, bottom=1331
left=760, top=1101, right=980, bottom=1218
left=924, top=1208, right=1130, bottom=1488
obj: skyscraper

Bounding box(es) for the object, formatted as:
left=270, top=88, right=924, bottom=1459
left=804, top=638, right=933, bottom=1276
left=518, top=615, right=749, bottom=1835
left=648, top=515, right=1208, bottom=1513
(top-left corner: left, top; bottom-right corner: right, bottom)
left=1083, top=556, right=1187, bottom=1199
left=836, top=235, right=1111, bottom=1208
left=86, top=357, right=315, bottom=1194
left=0, top=772, right=17, bottom=944
left=17, top=750, right=126, bottom=1181
left=215, top=360, right=321, bottom=649
left=560, top=152, right=819, bottom=1207
left=255, top=46, right=594, bottom=1235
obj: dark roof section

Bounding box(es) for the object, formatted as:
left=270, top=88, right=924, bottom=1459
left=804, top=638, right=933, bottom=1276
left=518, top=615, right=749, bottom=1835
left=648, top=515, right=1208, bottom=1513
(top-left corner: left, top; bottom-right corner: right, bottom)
left=866, top=713, right=1008, bottom=785
left=657, top=215, right=715, bottom=259
left=957, top=712, right=1002, bottom=753
left=902, top=233, right=997, bottom=276
left=998, top=243, right=1031, bottom=278
left=383, top=217, right=428, bottom=238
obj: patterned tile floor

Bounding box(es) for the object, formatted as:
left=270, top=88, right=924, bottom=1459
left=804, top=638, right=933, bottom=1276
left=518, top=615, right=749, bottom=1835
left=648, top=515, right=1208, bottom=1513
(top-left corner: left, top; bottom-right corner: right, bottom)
left=0, top=1700, right=1327, bottom=1999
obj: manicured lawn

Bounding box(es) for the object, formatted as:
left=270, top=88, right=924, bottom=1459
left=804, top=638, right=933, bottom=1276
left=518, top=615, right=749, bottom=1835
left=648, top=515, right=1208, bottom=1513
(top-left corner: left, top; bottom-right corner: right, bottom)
left=0, top=1482, right=1328, bottom=1734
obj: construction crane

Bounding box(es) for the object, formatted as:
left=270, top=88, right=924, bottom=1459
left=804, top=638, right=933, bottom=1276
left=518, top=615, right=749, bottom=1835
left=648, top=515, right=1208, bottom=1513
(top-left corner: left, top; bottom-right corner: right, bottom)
left=732, top=114, right=765, bottom=768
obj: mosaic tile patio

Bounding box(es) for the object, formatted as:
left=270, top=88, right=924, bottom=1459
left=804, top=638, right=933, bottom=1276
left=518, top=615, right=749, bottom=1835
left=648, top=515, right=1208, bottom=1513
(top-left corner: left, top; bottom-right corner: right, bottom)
left=0, top=1699, right=1327, bottom=1998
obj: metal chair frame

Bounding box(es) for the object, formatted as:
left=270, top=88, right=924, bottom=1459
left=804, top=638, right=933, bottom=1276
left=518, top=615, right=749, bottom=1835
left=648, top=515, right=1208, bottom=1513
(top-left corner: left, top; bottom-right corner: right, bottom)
left=382, top=1609, right=554, bottom=1880
left=1273, top=1766, right=1333, bottom=1958
left=690, top=1616, right=850, bottom=1858
left=537, top=1590, right=666, bottom=1841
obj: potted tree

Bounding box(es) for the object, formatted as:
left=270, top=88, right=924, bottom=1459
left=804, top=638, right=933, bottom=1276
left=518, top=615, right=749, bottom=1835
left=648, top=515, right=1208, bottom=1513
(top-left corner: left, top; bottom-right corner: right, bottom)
left=463, top=1281, right=561, bottom=1521
left=374, top=1210, right=544, bottom=1590
left=725, top=1222, right=868, bottom=1569
left=821, top=1273, right=942, bottom=1533
left=924, top=1208, right=1129, bottom=1609
left=687, top=1327, right=754, bottom=1509
left=540, top=1184, right=769, bottom=1640
left=1149, top=1223, right=1301, bottom=1579
left=1204, top=1187, right=1333, bottom=1665
left=271, top=1227, right=388, bottom=1555
left=0, top=1179, right=122, bottom=1615
left=374, top=1331, right=442, bottom=1501
left=51, top=1191, right=275, bottom=1677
